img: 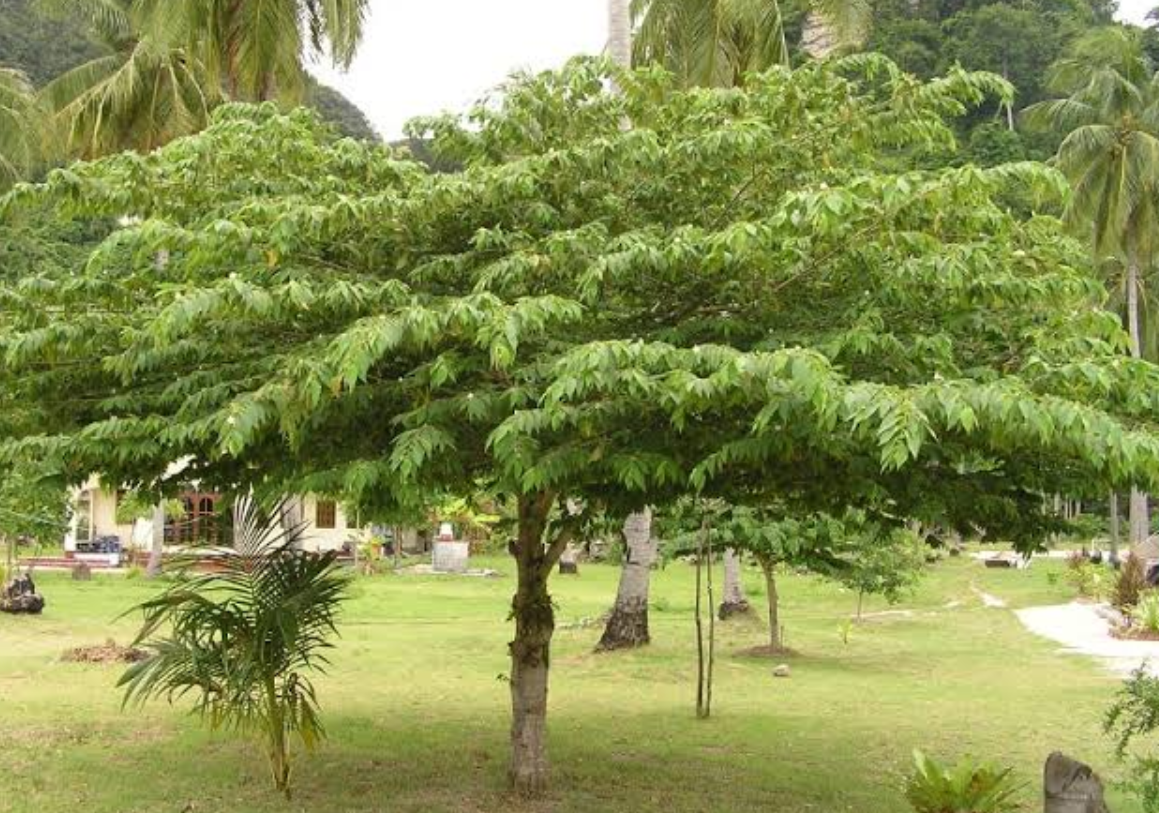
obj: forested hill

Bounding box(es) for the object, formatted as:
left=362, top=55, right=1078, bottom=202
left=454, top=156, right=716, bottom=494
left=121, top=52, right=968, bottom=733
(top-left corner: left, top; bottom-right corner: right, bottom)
left=0, top=0, right=380, bottom=142
left=859, top=0, right=1123, bottom=161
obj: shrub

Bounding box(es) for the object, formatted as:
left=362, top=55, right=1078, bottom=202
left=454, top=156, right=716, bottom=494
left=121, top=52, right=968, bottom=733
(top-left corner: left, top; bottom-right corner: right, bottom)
left=1106, top=668, right=1159, bottom=812
left=1116, top=555, right=1148, bottom=609
left=904, top=750, right=1021, bottom=813
left=1133, top=594, right=1159, bottom=634
left=1067, top=561, right=1106, bottom=600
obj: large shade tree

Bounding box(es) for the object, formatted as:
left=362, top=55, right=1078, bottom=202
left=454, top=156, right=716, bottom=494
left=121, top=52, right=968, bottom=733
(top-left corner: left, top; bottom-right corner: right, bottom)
left=5, top=57, right=1159, bottom=795
left=1025, top=27, right=1159, bottom=546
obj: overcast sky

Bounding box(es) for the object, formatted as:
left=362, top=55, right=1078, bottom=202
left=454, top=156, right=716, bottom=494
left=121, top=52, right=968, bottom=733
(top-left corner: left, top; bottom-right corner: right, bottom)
left=310, top=0, right=1156, bottom=140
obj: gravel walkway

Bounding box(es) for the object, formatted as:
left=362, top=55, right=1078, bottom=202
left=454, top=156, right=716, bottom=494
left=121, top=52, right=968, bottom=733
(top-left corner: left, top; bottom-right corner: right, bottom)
left=1016, top=602, right=1159, bottom=676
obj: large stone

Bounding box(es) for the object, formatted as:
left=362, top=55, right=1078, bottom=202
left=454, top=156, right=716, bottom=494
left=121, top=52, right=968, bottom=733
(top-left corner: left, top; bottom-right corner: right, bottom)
left=1044, top=752, right=1109, bottom=813
left=0, top=574, right=45, bottom=614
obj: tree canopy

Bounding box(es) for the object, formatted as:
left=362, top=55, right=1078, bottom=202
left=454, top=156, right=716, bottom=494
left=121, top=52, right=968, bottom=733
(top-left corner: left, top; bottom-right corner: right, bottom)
left=6, top=55, right=1159, bottom=790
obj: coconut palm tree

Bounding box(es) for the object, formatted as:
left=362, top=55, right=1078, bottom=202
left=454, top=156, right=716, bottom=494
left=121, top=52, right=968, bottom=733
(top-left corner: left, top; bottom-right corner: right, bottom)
left=153, top=0, right=370, bottom=103
left=631, top=0, right=870, bottom=88
left=1024, top=27, right=1159, bottom=546
left=38, top=0, right=216, bottom=158
left=0, top=66, right=45, bottom=190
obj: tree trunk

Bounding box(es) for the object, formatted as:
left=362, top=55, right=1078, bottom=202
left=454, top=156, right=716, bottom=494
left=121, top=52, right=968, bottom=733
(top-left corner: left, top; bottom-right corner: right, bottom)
left=801, top=11, right=837, bottom=59
left=718, top=547, right=751, bottom=619
left=596, top=509, right=656, bottom=651
left=146, top=504, right=165, bottom=578
left=1128, top=260, right=1150, bottom=547
left=1109, top=491, right=1121, bottom=566
left=558, top=543, right=579, bottom=575
left=607, top=0, right=631, bottom=69
left=508, top=493, right=556, bottom=796
left=759, top=556, right=781, bottom=651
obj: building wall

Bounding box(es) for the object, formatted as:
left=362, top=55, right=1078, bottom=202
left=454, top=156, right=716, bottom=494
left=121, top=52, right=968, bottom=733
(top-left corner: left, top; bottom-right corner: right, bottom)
left=65, top=486, right=363, bottom=554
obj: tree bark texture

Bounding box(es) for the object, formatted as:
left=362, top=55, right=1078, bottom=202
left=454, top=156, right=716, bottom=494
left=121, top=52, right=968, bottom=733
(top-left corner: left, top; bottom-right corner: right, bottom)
left=719, top=547, right=751, bottom=619
left=597, top=508, right=656, bottom=651
left=1128, top=261, right=1150, bottom=546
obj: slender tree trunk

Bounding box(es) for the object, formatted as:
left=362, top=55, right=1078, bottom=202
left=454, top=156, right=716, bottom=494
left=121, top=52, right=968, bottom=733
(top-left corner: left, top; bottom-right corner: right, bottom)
left=146, top=504, right=165, bottom=578
left=694, top=519, right=706, bottom=717
left=759, top=556, right=781, bottom=651
left=704, top=520, right=715, bottom=718
left=719, top=547, right=751, bottom=619
left=857, top=590, right=865, bottom=621
left=1128, top=260, right=1150, bottom=546
left=597, top=509, right=656, bottom=651
left=508, top=493, right=556, bottom=796
left=1109, top=491, right=1121, bottom=566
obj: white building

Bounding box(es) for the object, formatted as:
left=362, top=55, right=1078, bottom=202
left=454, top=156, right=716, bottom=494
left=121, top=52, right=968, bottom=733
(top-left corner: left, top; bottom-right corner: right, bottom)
left=66, top=478, right=363, bottom=564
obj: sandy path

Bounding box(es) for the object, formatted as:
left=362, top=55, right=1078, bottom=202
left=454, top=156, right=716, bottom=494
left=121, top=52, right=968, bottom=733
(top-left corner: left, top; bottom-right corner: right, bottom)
left=1016, top=602, right=1159, bottom=676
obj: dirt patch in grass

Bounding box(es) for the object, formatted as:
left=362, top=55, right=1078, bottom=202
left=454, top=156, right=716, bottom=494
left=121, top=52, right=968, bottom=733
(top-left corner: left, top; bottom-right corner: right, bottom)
left=62, top=639, right=147, bottom=664
left=736, top=644, right=798, bottom=658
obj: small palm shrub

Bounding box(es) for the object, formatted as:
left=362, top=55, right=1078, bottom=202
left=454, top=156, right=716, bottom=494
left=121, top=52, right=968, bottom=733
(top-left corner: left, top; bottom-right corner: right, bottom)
left=1116, top=555, right=1148, bottom=609
left=119, top=497, right=348, bottom=797
left=905, top=750, right=1021, bottom=813
left=1132, top=594, right=1159, bottom=635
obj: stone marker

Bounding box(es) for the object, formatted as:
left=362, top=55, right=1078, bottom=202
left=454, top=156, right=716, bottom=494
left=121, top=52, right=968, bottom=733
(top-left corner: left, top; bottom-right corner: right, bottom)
left=1044, top=752, right=1109, bottom=813
left=71, top=562, right=92, bottom=581
left=773, top=664, right=791, bottom=678
left=432, top=540, right=469, bottom=573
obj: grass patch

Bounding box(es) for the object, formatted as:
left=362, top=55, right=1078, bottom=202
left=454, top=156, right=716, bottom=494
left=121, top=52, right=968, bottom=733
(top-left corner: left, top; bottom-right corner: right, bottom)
left=0, top=556, right=1140, bottom=812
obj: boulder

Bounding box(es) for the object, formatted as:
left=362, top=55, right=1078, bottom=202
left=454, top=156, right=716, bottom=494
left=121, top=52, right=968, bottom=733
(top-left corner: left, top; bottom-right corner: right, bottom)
left=1044, top=752, right=1109, bottom=813
left=0, top=573, right=45, bottom=614
left=773, top=664, right=791, bottom=678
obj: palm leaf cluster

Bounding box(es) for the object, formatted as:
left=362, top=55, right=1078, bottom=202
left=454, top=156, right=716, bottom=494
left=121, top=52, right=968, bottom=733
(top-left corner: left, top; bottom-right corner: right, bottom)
left=119, top=496, right=348, bottom=797
left=0, top=66, right=45, bottom=188
left=631, top=0, right=870, bottom=88
left=1025, top=27, right=1159, bottom=258
left=1, top=0, right=369, bottom=180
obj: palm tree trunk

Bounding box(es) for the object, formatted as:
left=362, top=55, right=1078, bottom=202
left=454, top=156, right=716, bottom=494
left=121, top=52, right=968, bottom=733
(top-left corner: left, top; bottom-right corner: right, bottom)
left=801, top=11, right=837, bottom=59
left=608, top=0, right=632, bottom=69
left=597, top=509, right=657, bottom=651
left=1128, top=260, right=1150, bottom=547
left=508, top=493, right=555, bottom=796
left=719, top=547, right=751, bottom=619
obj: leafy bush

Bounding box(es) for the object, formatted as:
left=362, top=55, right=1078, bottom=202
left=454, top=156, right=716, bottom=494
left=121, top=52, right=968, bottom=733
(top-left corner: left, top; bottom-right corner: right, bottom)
left=1067, top=561, right=1106, bottom=600
left=1134, top=595, right=1159, bottom=635
left=1116, top=555, right=1148, bottom=610
left=904, top=750, right=1021, bottom=813
left=120, top=497, right=348, bottom=797
left=1106, top=667, right=1159, bottom=812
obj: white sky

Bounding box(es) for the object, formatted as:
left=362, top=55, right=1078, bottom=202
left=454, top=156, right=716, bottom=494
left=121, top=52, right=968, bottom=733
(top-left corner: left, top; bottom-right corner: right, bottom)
left=311, top=0, right=1154, bottom=140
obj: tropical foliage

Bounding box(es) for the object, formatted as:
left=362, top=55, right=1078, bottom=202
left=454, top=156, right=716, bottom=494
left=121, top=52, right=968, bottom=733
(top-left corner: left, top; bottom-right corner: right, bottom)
left=631, top=0, right=871, bottom=86
left=6, top=56, right=1159, bottom=792
left=1106, top=666, right=1159, bottom=812
left=0, top=66, right=46, bottom=190
left=904, top=750, right=1021, bottom=813
left=119, top=496, right=348, bottom=797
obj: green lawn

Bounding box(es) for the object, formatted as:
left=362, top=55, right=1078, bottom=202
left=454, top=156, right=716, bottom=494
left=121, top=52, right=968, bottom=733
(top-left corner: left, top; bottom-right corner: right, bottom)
left=0, top=555, right=1141, bottom=812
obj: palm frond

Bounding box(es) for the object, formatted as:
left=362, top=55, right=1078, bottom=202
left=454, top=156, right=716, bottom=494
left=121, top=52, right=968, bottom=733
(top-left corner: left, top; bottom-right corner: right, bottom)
left=119, top=494, right=348, bottom=796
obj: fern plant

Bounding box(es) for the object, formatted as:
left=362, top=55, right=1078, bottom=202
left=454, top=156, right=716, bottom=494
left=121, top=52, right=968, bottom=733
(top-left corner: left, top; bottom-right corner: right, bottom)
left=119, top=496, right=348, bottom=797
left=905, top=750, right=1022, bottom=813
